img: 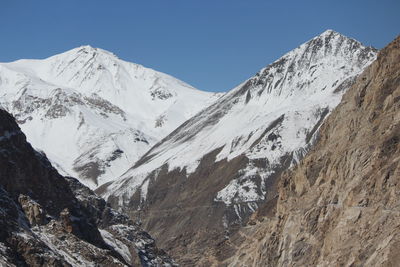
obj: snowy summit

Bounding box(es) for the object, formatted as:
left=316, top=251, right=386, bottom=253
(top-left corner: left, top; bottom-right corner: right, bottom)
left=0, top=46, right=221, bottom=188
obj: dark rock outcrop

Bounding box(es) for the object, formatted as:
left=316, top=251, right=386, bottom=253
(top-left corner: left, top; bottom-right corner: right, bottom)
left=0, top=109, right=176, bottom=266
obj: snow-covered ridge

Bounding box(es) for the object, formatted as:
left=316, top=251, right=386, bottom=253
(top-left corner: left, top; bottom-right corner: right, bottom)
left=101, top=30, right=377, bottom=208
left=0, top=46, right=221, bottom=189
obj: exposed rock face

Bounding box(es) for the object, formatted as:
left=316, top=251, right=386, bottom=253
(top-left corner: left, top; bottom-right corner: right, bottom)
left=18, top=195, right=48, bottom=226
left=99, top=30, right=377, bottom=265
left=218, top=36, right=400, bottom=266
left=0, top=109, right=176, bottom=266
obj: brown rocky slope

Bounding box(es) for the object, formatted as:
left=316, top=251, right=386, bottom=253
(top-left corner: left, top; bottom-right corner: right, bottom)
left=211, top=35, right=400, bottom=266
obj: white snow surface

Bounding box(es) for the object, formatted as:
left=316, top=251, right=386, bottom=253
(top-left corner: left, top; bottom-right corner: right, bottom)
left=99, top=229, right=131, bottom=263
left=102, top=30, right=377, bottom=206
left=0, top=46, right=220, bottom=189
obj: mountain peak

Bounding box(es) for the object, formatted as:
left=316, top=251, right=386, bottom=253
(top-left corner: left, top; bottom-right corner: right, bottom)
left=244, top=29, right=377, bottom=100
left=76, top=45, right=97, bottom=54
left=80, top=44, right=95, bottom=50
left=69, top=45, right=117, bottom=59
left=310, top=29, right=353, bottom=46
left=311, top=29, right=376, bottom=52
left=320, top=29, right=339, bottom=36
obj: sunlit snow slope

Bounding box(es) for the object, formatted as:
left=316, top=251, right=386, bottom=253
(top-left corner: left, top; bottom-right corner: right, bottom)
left=102, top=30, right=377, bottom=210
left=0, top=46, right=220, bottom=189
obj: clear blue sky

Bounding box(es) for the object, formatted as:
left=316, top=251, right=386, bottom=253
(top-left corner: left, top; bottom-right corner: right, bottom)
left=1, top=0, right=399, bottom=92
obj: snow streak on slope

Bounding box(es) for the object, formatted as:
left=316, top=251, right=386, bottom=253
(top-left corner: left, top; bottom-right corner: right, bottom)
left=0, top=46, right=220, bottom=189
left=102, top=30, right=377, bottom=208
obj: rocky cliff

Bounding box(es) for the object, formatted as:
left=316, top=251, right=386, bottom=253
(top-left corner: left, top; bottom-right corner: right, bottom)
left=0, top=108, right=175, bottom=266
left=215, top=36, right=400, bottom=266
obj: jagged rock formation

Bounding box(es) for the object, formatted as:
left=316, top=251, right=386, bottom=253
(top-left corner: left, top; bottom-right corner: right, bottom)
left=216, top=36, right=400, bottom=266
left=0, top=108, right=176, bottom=266
left=99, top=30, right=377, bottom=265
left=0, top=46, right=220, bottom=189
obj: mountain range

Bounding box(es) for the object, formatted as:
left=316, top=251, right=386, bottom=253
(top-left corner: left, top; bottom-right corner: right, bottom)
left=1, top=29, right=398, bottom=267
left=97, top=29, right=377, bottom=264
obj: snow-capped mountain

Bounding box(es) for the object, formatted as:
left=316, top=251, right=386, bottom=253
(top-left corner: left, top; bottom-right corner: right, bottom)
left=221, top=34, right=400, bottom=267
left=98, top=30, right=377, bottom=264
left=0, top=46, right=220, bottom=189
